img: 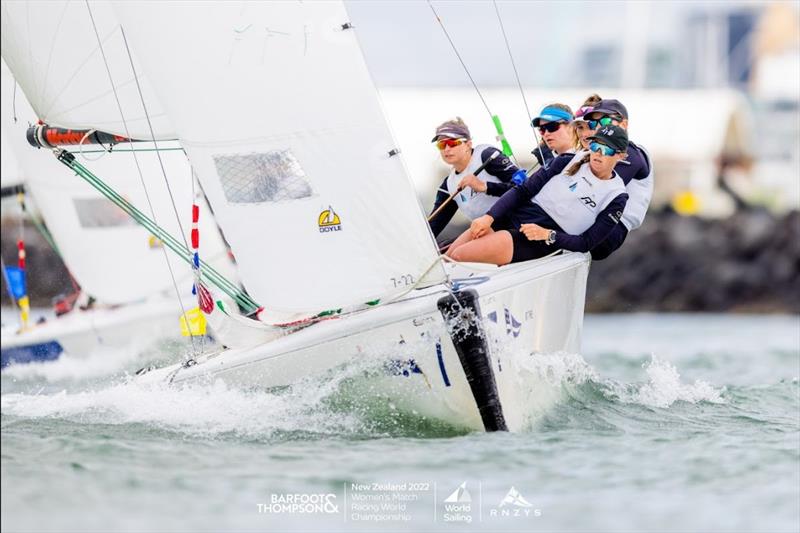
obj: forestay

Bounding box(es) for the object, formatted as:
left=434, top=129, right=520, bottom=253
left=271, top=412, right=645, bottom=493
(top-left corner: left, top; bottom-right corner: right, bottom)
left=114, top=1, right=445, bottom=321
left=1, top=60, right=236, bottom=305
left=0, top=1, right=174, bottom=140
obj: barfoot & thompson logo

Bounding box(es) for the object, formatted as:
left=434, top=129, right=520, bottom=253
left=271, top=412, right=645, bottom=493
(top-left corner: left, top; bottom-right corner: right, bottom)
left=258, top=493, right=339, bottom=514
left=489, top=486, right=542, bottom=518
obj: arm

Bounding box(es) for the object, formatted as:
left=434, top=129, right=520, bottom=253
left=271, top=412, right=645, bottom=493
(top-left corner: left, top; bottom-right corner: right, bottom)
left=617, top=144, right=653, bottom=231
left=552, top=194, right=629, bottom=252
left=428, top=176, right=458, bottom=237
left=482, top=147, right=519, bottom=196
left=487, top=153, right=573, bottom=220
left=458, top=147, right=519, bottom=196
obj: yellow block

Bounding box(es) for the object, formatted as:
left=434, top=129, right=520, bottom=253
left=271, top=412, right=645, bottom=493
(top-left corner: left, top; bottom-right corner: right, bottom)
left=18, top=295, right=30, bottom=329
left=179, top=306, right=207, bottom=337
left=672, top=190, right=701, bottom=216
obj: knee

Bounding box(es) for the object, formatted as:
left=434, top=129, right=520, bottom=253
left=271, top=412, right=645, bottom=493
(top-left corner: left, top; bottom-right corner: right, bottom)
left=449, top=247, right=468, bottom=262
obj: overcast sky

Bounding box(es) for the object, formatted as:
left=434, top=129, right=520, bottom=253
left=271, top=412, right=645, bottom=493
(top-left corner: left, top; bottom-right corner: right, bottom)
left=344, top=0, right=775, bottom=88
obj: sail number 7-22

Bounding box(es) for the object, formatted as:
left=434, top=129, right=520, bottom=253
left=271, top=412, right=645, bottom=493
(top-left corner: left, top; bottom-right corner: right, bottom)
left=390, top=274, right=415, bottom=288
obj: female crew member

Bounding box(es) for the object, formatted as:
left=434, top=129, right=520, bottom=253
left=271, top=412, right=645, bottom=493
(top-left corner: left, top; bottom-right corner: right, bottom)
left=446, top=126, right=630, bottom=265
left=428, top=117, right=519, bottom=238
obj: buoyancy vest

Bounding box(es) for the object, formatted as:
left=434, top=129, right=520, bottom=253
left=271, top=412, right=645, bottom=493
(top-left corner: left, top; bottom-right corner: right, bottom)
left=445, top=144, right=503, bottom=220
left=531, top=151, right=627, bottom=235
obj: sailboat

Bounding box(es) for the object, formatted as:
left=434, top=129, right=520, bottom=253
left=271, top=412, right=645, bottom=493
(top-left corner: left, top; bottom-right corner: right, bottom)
left=2, top=1, right=589, bottom=431
left=0, top=55, right=236, bottom=366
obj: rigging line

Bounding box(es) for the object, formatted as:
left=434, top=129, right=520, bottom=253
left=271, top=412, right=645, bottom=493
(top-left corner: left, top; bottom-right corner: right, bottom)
left=492, top=0, right=530, bottom=123
left=492, top=0, right=547, bottom=172
left=427, top=0, right=493, bottom=119
left=71, top=147, right=185, bottom=154
left=84, top=2, right=197, bottom=355
left=118, top=26, right=190, bottom=251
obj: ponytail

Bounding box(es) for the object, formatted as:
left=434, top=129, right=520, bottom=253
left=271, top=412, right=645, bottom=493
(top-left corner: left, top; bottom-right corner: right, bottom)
left=564, top=153, right=591, bottom=176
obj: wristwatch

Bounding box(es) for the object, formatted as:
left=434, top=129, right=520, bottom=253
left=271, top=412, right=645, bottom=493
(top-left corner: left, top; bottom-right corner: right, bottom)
left=545, top=230, right=557, bottom=245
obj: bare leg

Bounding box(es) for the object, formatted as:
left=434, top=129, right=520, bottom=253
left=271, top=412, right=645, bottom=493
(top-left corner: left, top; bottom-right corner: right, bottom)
left=448, top=230, right=514, bottom=265
left=445, top=227, right=491, bottom=258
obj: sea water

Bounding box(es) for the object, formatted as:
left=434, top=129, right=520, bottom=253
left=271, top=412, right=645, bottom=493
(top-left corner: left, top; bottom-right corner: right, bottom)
left=1, top=313, right=798, bottom=532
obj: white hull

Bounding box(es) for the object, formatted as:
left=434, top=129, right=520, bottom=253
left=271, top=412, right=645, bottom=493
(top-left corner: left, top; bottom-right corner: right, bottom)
left=1, top=297, right=183, bottom=365
left=137, top=253, right=590, bottom=432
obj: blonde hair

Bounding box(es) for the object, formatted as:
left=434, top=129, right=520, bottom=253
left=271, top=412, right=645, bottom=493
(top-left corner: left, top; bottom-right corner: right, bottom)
left=541, top=102, right=580, bottom=151
left=564, top=153, right=591, bottom=176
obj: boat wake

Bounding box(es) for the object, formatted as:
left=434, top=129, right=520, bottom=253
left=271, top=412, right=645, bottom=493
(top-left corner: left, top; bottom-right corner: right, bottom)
left=1, top=342, right=730, bottom=441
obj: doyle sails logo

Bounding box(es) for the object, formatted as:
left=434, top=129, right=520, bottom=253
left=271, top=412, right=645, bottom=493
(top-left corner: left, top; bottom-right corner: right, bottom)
left=258, top=493, right=339, bottom=514
left=318, top=206, right=342, bottom=233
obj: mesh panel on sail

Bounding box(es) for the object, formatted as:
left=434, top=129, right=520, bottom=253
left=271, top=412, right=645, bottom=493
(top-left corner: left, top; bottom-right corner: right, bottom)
left=214, top=150, right=314, bottom=204
left=73, top=198, right=136, bottom=228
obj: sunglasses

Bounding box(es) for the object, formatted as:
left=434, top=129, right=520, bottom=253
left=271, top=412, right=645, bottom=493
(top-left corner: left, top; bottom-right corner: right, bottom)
left=537, top=121, right=564, bottom=134
left=587, top=116, right=620, bottom=130
left=436, top=138, right=468, bottom=150
left=589, top=141, right=617, bottom=156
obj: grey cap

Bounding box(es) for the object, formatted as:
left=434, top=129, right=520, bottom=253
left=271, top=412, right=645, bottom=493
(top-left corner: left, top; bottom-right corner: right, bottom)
left=431, top=119, right=471, bottom=142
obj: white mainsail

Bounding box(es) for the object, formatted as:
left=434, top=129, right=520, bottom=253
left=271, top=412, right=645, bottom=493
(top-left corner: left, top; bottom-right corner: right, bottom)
left=1, top=124, right=21, bottom=188
left=1, top=59, right=236, bottom=305
left=0, top=0, right=174, bottom=140
left=114, top=1, right=445, bottom=321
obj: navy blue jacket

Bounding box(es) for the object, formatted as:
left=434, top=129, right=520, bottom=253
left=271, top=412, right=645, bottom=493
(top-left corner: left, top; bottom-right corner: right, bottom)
left=487, top=154, right=628, bottom=253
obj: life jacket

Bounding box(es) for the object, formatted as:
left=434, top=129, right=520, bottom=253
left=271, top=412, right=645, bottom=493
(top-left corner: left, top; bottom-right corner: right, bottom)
left=445, top=144, right=503, bottom=220
left=531, top=151, right=626, bottom=235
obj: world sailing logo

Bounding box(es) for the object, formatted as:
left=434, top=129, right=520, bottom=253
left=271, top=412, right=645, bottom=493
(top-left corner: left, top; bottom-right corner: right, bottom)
left=318, top=206, right=342, bottom=233
left=442, top=482, right=473, bottom=524
left=444, top=482, right=471, bottom=503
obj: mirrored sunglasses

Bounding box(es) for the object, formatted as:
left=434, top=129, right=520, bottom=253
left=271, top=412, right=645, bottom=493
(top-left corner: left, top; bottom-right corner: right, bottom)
left=587, top=116, right=620, bottom=130
left=436, top=138, right=468, bottom=150
left=589, top=141, right=617, bottom=156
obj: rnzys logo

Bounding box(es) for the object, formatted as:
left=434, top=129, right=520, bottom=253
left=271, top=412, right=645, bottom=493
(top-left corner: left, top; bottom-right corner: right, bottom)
left=489, top=487, right=542, bottom=519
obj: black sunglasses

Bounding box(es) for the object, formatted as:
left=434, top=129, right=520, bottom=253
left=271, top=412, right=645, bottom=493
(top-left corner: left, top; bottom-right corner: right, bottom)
left=537, top=121, right=564, bottom=134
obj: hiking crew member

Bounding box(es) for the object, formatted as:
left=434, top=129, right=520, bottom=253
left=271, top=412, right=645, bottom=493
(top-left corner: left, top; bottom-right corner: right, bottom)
left=582, top=99, right=653, bottom=260
left=530, top=104, right=577, bottom=169
left=446, top=126, right=630, bottom=265
left=428, top=118, right=519, bottom=238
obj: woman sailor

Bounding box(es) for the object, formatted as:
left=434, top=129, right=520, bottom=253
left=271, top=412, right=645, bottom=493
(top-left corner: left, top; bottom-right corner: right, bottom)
left=530, top=103, right=579, bottom=169
left=446, top=125, right=630, bottom=265
left=428, top=118, right=519, bottom=239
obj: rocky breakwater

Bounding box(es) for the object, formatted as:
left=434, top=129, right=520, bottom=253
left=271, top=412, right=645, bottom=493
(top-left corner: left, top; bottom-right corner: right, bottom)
left=2, top=209, right=799, bottom=313
left=587, top=209, right=800, bottom=313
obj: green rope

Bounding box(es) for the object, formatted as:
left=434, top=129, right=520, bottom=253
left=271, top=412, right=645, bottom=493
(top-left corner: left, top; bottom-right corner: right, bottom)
left=55, top=149, right=260, bottom=315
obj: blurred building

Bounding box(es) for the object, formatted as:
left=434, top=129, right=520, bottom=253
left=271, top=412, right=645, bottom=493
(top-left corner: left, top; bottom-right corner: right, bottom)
left=348, top=0, right=800, bottom=218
